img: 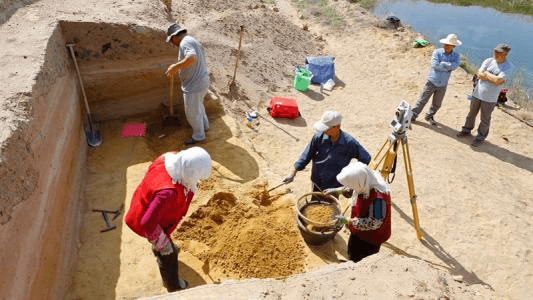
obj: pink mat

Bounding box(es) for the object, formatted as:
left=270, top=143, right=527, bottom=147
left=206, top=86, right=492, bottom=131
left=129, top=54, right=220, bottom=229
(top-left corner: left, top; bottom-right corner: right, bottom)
left=121, top=123, right=146, bottom=137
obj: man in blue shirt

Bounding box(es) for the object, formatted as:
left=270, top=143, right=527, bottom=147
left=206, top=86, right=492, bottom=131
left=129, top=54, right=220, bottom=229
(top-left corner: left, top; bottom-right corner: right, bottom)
left=283, top=111, right=371, bottom=192
left=411, top=34, right=462, bottom=125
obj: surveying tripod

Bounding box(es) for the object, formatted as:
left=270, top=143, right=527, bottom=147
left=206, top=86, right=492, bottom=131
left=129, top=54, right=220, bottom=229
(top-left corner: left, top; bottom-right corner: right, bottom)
left=369, top=124, right=423, bottom=240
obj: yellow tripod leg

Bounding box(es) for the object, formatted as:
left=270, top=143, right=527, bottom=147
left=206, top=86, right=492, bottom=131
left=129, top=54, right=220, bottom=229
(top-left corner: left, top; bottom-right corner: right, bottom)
left=401, top=140, right=423, bottom=240
left=369, top=139, right=397, bottom=179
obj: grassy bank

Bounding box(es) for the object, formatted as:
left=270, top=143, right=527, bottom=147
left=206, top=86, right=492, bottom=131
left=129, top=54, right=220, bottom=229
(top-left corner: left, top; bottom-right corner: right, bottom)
left=428, top=0, right=533, bottom=15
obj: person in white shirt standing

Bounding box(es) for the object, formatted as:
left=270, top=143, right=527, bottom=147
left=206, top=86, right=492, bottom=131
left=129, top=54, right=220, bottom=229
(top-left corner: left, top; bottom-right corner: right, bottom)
left=457, top=43, right=511, bottom=147
left=165, top=23, right=210, bottom=145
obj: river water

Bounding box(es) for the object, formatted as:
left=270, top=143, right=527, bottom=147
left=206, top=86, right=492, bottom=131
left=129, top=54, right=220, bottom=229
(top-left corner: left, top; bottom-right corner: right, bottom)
left=370, top=0, right=533, bottom=89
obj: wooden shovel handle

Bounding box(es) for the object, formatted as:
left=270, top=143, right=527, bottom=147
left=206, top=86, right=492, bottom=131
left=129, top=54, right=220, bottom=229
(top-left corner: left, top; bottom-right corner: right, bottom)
left=169, top=76, right=174, bottom=116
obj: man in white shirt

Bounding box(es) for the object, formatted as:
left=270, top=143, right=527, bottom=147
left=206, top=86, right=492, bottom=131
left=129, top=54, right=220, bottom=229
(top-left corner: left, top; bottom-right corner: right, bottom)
left=165, top=23, right=210, bottom=145
left=457, top=43, right=511, bottom=147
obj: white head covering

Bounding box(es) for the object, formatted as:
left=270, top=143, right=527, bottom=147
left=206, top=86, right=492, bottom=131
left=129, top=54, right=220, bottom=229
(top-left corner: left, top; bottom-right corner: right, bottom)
left=163, top=147, right=212, bottom=193
left=314, top=111, right=342, bottom=132
left=336, top=161, right=389, bottom=205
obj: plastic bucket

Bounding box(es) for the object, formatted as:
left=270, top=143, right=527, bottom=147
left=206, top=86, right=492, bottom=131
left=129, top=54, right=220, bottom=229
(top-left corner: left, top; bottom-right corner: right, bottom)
left=294, top=69, right=312, bottom=91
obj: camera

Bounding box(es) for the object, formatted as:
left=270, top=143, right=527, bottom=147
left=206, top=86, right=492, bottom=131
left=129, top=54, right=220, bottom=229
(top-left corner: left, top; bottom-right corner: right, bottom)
left=390, top=100, right=413, bottom=134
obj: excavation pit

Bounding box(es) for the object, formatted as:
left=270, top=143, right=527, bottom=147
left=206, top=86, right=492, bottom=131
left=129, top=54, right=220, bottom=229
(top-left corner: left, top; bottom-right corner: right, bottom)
left=0, top=4, right=326, bottom=298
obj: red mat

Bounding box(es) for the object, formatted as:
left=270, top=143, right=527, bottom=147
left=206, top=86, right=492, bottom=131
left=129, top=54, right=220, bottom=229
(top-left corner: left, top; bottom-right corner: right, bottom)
left=121, top=123, right=146, bottom=137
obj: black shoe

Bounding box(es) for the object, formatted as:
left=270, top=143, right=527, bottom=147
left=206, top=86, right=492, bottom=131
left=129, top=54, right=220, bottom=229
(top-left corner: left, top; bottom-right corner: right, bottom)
left=471, top=139, right=484, bottom=147
left=185, top=138, right=197, bottom=145
left=425, top=115, right=437, bottom=126
left=456, top=131, right=471, bottom=138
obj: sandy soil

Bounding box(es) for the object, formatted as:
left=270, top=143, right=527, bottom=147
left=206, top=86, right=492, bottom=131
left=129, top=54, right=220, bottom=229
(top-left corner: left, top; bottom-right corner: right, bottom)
left=2, top=0, right=532, bottom=299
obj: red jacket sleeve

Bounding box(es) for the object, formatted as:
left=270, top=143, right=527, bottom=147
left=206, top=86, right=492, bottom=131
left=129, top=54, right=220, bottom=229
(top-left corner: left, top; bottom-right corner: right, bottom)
left=140, top=189, right=177, bottom=239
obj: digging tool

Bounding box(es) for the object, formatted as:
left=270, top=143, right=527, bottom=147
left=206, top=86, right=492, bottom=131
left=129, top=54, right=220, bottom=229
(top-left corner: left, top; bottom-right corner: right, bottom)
left=162, top=75, right=180, bottom=127
left=92, top=204, right=123, bottom=233
left=66, top=43, right=102, bottom=147
left=267, top=182, right=288, bottom=193
left=255, top=111, right=300, bottom=142
left=229, top=25, right=244, bottom=89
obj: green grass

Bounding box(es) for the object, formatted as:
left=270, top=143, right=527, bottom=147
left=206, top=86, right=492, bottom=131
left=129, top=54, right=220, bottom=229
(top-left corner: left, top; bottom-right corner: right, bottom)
left=459, top=55, right=478, bottom=74
left=293, top=0, right=310, bottom=12
left=319, top=1, right=344, bottom=27
left=427, top=0, right=533, bottom=15
left=262, top=0, right=276, bottom=5
left=292, top=0, right=344, bottom=27
left=508, top=72, right=531, bottom=108
left=348, top=0, right=379, bottom=10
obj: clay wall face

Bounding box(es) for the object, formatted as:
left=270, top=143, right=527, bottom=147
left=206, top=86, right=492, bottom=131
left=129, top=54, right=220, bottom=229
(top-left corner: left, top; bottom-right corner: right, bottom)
left=60, top=21, right=178, bottom=121
left=0, top=25, right=87, bottom=300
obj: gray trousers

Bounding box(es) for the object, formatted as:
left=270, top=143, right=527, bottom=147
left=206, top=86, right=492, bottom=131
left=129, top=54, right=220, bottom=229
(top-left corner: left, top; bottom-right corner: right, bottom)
left=184, top=88, right=209, bottom=141
left=461, top=96, right=496, bottom=141
left=412, top=80, right=447, bottom=119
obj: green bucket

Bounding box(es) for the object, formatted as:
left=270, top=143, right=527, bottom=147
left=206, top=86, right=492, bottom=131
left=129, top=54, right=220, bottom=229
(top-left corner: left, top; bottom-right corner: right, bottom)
left=294, top=69, right=312, bottom=91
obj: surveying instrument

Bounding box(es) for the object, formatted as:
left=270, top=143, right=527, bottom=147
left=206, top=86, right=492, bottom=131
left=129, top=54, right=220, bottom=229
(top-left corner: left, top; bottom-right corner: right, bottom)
left=369, top=100, right=423, bottom=240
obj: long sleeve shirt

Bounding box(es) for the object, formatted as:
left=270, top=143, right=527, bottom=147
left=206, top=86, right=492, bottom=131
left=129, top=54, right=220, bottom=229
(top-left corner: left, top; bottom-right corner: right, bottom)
left=427, top=48, right=460, bottom=87
left=140, top=189, right=178, bottom=240
left=294, top=131, right=371, bottom=191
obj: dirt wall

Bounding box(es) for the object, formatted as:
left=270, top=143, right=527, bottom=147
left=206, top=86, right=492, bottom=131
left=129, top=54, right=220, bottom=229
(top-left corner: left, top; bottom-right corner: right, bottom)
left=0, top=0, right=35, bottom=25
left=60, top=21, right=178, bottom=121
left=0, top=24, right=87, bottom=300
left=0, top=19, right=191, bottom=300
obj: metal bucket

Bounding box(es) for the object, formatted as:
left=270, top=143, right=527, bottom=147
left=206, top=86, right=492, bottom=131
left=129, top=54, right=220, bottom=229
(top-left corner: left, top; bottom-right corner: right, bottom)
left=295, top=192, right=343, bottom=246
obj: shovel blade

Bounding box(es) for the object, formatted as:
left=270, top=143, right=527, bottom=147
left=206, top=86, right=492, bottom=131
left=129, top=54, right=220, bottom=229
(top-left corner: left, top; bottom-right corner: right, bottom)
left=86, top=129, right=102, bottom=147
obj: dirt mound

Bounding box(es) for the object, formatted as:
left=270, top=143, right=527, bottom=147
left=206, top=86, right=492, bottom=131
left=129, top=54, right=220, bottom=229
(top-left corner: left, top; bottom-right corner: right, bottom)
left=174, top=180, right=306, bottom=280
left=175, top=1, right=325, bottom=102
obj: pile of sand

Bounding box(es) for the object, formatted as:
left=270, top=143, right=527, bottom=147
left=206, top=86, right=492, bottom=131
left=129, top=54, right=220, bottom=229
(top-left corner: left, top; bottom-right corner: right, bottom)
left=174, top=180, right=306, bottom=280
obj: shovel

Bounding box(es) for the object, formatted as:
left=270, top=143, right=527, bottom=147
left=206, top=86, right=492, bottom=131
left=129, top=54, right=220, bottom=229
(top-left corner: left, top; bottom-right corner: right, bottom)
left=67, top=43, right=102, bottom=147
left=162, top=75, right=180, bottom=127
left=268, top=181, right=288, bottom=193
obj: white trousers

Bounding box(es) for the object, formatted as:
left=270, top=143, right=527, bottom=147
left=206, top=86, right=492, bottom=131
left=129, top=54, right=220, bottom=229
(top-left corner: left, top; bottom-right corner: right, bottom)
left=183, top=89, right=209, bottom=141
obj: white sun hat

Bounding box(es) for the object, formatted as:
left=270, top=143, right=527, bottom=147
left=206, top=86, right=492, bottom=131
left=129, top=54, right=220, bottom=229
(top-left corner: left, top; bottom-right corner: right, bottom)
left=439, top=33, right=462, bottom=46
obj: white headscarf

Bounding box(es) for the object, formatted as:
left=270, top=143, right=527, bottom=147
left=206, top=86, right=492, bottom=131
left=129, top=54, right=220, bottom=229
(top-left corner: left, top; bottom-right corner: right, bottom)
left=163, top=147, right=212, bottom=193
left=336, top=161, right=389, bottom=205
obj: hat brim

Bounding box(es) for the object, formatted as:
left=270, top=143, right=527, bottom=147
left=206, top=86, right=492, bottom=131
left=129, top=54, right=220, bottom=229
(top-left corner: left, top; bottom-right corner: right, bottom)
left=314, top=121, right=330, bottom=132
left=439, top=38, right=462, bottom=46
left=166, top=29, right=187, bottom=43
left=494, top=47, right=510, bottom=53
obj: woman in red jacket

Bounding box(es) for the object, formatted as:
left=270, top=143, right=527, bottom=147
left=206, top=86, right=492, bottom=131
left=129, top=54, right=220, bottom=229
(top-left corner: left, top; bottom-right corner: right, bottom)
left=325, top=161, right=391, bottom=262
left=125, top=147, right=212, bottom=292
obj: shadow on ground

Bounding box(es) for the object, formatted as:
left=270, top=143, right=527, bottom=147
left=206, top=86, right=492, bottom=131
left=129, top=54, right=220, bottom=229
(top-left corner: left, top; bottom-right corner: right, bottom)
left=388, top=202, right=494, bottom=290
left=415, top=121, right=533, bottom=173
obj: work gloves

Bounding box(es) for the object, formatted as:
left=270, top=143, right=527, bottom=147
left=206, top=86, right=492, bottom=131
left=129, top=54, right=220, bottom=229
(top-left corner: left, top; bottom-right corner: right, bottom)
left=323, top=186, right=354, bottom=198
left=282, top=173, right=295, bottom=184
left=334, top=215, right=350, bottom=226
left=147, top=226, right=174, bottom=256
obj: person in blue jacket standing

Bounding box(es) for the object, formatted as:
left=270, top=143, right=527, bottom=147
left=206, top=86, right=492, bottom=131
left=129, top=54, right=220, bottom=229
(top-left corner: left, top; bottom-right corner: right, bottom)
left=282, top=111, right=371, bottom=192
left=411, top=33, right=462, bottom=125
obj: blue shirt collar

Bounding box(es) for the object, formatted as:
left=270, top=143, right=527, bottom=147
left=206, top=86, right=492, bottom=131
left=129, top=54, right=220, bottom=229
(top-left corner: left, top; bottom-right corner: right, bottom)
left=320, top=130, right=346, bottom=144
